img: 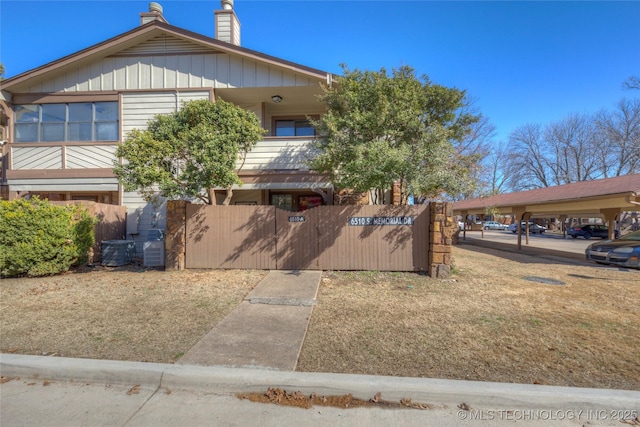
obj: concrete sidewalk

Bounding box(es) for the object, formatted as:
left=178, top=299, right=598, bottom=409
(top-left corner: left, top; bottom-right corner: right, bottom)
left=176, top=270, right=321, bottom=370
left=2, top=354, right=639, bottom=426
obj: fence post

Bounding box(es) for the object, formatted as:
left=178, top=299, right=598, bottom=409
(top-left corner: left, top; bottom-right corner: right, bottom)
left=165, top=200, right=187, bottom=270
left=428, top=202, right=453, bottom=278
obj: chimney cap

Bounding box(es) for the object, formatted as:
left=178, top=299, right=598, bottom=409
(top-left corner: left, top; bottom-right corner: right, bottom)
left=149, top=2, right=163, bottom=14
left=221, top=0, right=233, bottom=10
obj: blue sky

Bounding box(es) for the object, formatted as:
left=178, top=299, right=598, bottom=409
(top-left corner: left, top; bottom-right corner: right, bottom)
left=1, top=1, right=639, bottom=143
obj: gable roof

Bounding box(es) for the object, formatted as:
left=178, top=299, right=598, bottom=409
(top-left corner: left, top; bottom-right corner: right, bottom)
left=1, top=20, right=332, bottom=92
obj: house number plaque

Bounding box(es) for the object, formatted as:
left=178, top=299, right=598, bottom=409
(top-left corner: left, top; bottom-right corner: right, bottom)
left=348, top=216, right=414, bottom=226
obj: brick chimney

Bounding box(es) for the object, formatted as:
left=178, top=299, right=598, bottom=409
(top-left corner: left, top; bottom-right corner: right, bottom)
left=140, top=2, right=168, bottom=25
left=215, top=0, right=241, bottom=45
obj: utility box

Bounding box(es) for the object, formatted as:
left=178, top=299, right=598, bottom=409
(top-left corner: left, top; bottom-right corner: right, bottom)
left=101, top=240, right=136, bottom=267
left=143, top=241, right=165, bottom=267
left=126, top=211, right=140, bottom=235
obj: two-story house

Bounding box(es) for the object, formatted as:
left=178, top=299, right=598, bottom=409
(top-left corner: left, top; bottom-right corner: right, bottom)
left=0, top=1, right=334, bottom=253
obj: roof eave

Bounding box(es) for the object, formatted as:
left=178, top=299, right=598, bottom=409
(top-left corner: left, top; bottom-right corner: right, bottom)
left=0, top=21, right=332, bottom=92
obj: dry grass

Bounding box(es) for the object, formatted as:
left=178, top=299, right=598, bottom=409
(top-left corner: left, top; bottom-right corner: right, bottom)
left=1, top=246, right=638, bottom=390
left=0, top=267, right=266, bottom=363
left=297, top=246, right=640, bottom=390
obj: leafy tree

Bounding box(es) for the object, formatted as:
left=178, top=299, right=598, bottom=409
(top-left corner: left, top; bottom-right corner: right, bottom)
left=309, top=65, right=480, bottom=204
left=114, top=99, right=266, bottom=205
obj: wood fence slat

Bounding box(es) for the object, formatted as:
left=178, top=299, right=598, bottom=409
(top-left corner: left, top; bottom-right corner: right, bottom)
left=185, top=204, right=429, bottom=272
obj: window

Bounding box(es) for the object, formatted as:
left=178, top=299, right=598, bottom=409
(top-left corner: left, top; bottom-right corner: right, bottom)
left=275, top=119, right=315, bottom=137
left=15, top=102, right=119, bottom=142
left=271, top=194, right=292, bottom=211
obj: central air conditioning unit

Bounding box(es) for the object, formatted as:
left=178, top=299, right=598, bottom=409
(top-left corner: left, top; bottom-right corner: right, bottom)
left=143, top=229, right=165, bottom=267
left=101, top=240, right=136, bottom=267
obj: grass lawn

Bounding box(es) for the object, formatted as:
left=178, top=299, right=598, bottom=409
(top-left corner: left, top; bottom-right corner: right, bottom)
left=1, top=245, right=638, bottom=390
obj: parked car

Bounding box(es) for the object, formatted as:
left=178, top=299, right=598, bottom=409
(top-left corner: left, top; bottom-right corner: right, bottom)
left=585, top=230, right=640, bottom=269
left=509, top=221, right=546, bottom=234
left=483, top=221, right=509, bottom=230
left=568, top=224, right=618, bottom=240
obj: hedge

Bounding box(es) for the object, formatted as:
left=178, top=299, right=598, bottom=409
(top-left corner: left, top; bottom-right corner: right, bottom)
left=0, top=197, right=97, bottom=277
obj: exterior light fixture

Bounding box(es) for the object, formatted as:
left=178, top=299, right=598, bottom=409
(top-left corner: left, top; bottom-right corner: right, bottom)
left=271, top=95, right=283, bottom=103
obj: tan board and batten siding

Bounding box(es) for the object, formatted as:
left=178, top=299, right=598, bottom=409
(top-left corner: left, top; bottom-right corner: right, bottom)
left=121, top=91, right=211, bottom=135
left=19, top=35, right=319, bottom=93
left=242, top=138, right=313, bottom=171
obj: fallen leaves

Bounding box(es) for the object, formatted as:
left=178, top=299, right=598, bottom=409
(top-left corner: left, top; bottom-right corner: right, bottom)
left=0, top=376, right=17, bottom=384
left=237, top=388, right=431, bottom=410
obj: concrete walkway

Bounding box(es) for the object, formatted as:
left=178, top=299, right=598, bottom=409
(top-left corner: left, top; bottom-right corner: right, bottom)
left=176, top=270, right=321, bottom=370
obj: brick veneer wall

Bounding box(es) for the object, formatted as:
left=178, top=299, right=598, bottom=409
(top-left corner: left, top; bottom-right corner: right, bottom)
left=428, top=202, right=454, bottom=279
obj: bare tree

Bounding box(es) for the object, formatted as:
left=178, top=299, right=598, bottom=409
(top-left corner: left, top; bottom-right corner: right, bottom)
left=479, top=141, right=510, bottom=195
left=457, top=77, right=639, bottom=198
left=442, top=99, right=498, bottom=201
left=505, top=123, right=551, bottom=190
left=622, top=76, right=640, bottom=91
left=454, top=98, right=496, bottom=157
left=544, top=113, right=600, bottom=184
left=594, top=98, right=640, bottom=177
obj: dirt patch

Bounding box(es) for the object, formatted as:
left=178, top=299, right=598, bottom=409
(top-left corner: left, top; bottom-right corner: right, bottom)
left=237, top=388, right=432, bottom=410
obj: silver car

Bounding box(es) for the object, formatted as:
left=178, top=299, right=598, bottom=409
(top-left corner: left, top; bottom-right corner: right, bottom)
left=483, top=221, right=508, bottom=230
left=585, top=230, right=640, bottom=269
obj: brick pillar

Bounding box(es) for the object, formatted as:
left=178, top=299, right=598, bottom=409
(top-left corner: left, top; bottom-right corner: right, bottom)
left=392, top=181, right=402, bottom=205
left=165, top=200, right=187, bottom=270
left=428, top=202, right=453, bottom=278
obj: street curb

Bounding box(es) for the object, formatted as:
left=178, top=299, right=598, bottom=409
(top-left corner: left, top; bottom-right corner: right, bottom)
left=1, top=353, right=166, bottom=387
left=2, top=354, right=638, bottom=411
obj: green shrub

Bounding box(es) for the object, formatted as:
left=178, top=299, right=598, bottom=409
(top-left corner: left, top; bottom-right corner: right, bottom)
left=0, top=197, right=97, bottom=277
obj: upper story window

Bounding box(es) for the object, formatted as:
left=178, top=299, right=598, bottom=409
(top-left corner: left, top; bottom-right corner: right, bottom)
left=15, top=102, right=119, bottom=143
left=274, top=119, right=315, bottom=137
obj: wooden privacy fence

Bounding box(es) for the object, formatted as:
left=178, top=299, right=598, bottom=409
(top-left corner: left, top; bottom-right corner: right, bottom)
left=52, top=201, right=127, bottom=262
left=166, top=202, right=454, bottom=277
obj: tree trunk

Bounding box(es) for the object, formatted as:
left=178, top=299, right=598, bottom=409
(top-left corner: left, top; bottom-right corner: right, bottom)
left=222, top=187, right=233, bottom=206
left=208, top=188, right=217, bottom=205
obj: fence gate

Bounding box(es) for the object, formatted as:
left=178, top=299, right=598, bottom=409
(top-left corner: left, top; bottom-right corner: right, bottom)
left=275, top=208, right=320, bottom=270
left=184, top=204, right=430, bottom=271
left=185, top=204, right=276, bottom=269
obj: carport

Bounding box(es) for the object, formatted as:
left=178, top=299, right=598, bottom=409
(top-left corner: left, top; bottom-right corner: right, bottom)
left=452, top=174, right=640, bottom=249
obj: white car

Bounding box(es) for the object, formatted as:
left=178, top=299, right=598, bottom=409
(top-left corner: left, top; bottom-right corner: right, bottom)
left=483, top=221, right=508, bottom=230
